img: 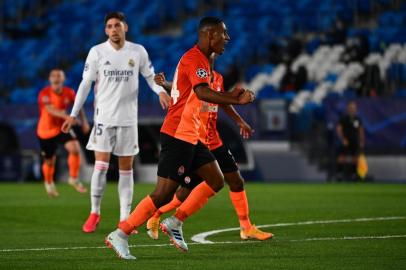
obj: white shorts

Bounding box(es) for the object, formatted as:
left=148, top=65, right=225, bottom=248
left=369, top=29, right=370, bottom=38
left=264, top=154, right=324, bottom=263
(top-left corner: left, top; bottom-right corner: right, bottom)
left=86, top=123, right=139, bottom=156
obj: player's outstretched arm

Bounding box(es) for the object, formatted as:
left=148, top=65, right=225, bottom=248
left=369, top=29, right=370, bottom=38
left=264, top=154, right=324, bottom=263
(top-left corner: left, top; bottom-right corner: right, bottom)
left=194, top=84, right=255, bottom=105
left=220, top=104, right=254, bottom=139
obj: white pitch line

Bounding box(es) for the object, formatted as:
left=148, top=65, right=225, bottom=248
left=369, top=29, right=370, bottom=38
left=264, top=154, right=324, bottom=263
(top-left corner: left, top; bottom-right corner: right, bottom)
left=1, top=234, right=406, bottom=253
left=191, top=216, right=406, bottom=244
left=0, top=234, right=406, bottom=252
left=1, top=216, right=405, bottom=253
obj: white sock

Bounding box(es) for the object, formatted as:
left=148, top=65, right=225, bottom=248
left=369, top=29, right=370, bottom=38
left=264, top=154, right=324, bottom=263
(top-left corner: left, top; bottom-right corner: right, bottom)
left=118, top=169, right=134, bottom=221
left=90, top=161, right=109, bottom=215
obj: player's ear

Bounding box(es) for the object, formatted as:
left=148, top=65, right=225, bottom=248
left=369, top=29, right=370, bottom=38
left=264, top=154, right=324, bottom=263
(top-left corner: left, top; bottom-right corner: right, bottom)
left=124, top=22, right=128, bottom=33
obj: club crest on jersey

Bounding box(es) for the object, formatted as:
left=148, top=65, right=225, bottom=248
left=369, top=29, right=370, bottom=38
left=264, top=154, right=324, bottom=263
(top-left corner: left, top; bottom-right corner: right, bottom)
left=184, top=176, right=191, bottom=184
left=178, top=165, right=185, bottom=175
left=128, top=59, right=135, bottom=67
left=196, top=68, right=208, bottom=79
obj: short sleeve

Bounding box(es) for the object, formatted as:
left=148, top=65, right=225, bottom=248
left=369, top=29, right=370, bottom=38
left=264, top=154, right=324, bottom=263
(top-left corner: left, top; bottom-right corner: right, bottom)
left=139, top=45, right=155, bottom=78
left=38, top=90, right=50, bottom=106
left=187, top=55, right=210, bottom=89
left=82, top=47, right=98, bottom=81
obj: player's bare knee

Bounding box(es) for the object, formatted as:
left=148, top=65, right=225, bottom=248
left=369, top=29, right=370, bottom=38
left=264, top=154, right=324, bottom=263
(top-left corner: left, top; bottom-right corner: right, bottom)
left=208, top=176, right=224, bottom=192
left=149, top=191, right=172, bottom=208
left=225, top=173, right=245, bottom=192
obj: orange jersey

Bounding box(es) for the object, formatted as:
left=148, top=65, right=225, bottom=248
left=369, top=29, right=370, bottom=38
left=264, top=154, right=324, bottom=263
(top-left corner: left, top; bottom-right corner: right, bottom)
left=160, top=45, right=211, bottom=144
left=37, top=86, right=75, bottom=139
left=199, top=71, right=224, bottom=151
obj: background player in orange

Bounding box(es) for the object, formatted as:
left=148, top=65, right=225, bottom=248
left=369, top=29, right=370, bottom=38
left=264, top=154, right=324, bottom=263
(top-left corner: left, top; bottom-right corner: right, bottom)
left=37, top=69, right=89, bottom=197
left=105, top=17, right=255, bottom=259
left=146, top=54, right=272, bottom=241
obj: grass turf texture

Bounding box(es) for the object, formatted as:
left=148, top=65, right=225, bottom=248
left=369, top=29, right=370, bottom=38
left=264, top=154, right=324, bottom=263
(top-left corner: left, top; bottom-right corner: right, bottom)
left=0, top=183, right=405, bottom=270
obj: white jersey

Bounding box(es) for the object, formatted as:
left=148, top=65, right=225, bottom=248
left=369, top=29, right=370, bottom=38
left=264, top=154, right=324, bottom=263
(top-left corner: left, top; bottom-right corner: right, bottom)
left=70, top=40, right=164, bottom=126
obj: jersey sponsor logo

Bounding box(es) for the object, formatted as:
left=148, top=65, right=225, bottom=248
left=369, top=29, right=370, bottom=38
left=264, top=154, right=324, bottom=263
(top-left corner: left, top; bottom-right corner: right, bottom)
left=128, top=59, right=135, bottom=67
left=178, top=165, right=185, bottom=175
left=184, top=176, right=191, bottom=184
left=196, top=68, right=208, bottom=79
left=103, top=69, right=134, bottom=82
left=104, top=60, right=111, bottom=65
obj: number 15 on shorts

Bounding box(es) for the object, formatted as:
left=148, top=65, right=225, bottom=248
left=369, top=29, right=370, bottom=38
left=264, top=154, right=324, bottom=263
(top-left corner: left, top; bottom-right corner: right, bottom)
left=95, top=123, right=103, bottom=136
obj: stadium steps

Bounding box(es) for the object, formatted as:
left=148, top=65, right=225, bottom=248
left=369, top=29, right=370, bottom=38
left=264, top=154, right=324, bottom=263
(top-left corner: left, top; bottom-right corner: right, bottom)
left=247, top=141, right=326, bottom=182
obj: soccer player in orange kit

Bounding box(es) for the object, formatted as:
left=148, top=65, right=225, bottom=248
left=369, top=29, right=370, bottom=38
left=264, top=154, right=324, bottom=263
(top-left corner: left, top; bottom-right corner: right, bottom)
left=146, top=54, right=272, bottom=241
left=37, top=69, right=89, bottom=197
left=105, top=17, right=255, bottom=259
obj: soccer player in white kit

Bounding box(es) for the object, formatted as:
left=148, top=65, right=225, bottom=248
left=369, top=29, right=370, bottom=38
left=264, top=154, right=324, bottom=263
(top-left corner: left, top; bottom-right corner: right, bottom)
left=62, top=12, right=171, bottom=233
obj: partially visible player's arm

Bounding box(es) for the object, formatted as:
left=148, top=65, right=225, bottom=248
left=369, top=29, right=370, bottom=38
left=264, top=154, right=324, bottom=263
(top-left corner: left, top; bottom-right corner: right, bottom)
left=62, top=47, right=98, bottom=133
left=70, top=79, right=93, bottom=118
left=194, top=84, right=255, bottom=105
left=62, top=79, right=93, bottom=133
left=220, top=104, right=254, bottom=139
left=44, top=104, right=70, bottom=120
left=139, top=46, right=171, bottom=109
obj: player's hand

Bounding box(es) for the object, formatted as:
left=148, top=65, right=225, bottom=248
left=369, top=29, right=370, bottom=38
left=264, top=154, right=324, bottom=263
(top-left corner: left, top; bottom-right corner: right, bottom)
left=154, top=72, right=166, bottom=87
left=82, top=121, right=91, bottom=134
left=61, top=116, right=77, bottom=133
left=238, top=120, right=254, bottom=139
left=230, top=87, right=245, bottom=98
left=159, top=91, right=171, bottom=110
left=238, top=90, right=255, bottom=105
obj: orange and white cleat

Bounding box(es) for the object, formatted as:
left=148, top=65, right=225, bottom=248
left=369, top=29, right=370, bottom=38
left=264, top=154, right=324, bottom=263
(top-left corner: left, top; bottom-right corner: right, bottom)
left=146, top=216, right=160, bottom=240
left=240, top=225, right=273, bottom=241
left=68, top=177, right=87, bottom=193
left=44, top=182, right=59, bottom=198
left=82, top=213, right=100, bottom=233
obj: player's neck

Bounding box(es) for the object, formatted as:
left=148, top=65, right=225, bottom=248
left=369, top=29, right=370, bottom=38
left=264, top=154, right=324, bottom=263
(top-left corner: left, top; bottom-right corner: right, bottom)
left=51, top=86, right=62, bottom=94
left=108, top=39, right=125, bottom=50
left=196, top=42, right=212, bottom=60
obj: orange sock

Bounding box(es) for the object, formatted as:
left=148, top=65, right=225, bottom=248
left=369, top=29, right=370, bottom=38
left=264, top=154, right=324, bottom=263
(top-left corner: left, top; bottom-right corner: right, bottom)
left=229, top=190, right=252, bottom=229
left=68, top=154, right=80, bottom=179
left=42, top=163, right=54, bottom=184
left=174, top=181, right=215, bottom=222
left=153, top=194, right=182, bottom=218
left=119, top=195, right=157, bottom=235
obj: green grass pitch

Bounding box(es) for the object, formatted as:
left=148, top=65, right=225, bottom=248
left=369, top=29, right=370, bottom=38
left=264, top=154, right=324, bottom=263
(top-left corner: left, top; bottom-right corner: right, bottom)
left=0, top=182, right=405, bottom=270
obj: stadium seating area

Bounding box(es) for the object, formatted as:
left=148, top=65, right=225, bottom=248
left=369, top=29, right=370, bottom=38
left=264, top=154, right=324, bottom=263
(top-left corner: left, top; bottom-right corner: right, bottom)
left=1, top=0, right=405, bottom=106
